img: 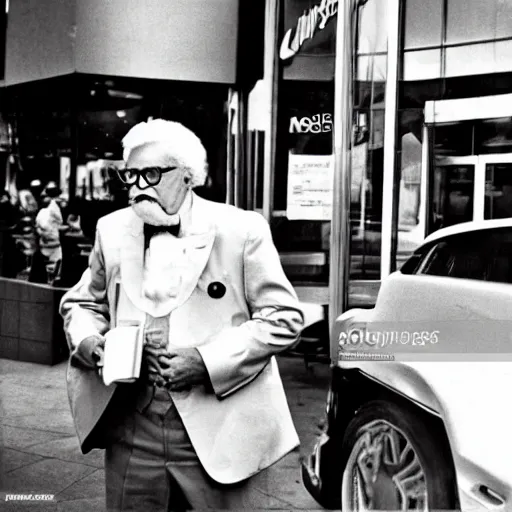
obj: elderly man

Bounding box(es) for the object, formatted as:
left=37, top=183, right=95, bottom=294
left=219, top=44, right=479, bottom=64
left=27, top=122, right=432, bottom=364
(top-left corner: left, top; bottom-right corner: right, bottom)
left=60, top=119, right=304, bottom=511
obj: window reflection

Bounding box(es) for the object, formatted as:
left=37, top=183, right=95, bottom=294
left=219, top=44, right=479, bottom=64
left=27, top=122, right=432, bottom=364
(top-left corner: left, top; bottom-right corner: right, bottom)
left=350, top=0, right=388, bottom=279
left=395, top=118, right=425, bottom=269
left=1, top=76, right=230, bottom=284
left=445, top=43, right=496, bottom=78
left=403, top=0, right=512, bottom=81
left=403, top=0, right=443, bottom=50
left=475, top=117, right=512, bottom=154
left=272, top=80, right=333, bottom=284
left=357, top=55, right=387, bottom=82
left=431, top=165, right=475, bottom=232
left=497, top=0, right=512, bottom=38
left=274, top=0, right=337, bottom=286
left=433, top=122, right=474, bottom=156
left=402, top=49, right=441, bottom=81
left=281, top=0, right=337, bottom=81
left=485, top=164, right=512, bottom=219
left=446, top=0, right=498, bottom=44
left=357, top=0, right=388, bottom=55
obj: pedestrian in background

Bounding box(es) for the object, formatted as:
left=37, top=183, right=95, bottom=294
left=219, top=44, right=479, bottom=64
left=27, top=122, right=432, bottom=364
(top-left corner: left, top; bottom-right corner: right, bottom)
left=34, top=181, right=63, bottom=284
left=0, top=190, right=23, bottom=278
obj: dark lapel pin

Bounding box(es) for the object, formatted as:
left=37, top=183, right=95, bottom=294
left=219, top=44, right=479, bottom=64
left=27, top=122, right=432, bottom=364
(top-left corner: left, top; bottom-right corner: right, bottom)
left=208, top=282, right=226, bottom=299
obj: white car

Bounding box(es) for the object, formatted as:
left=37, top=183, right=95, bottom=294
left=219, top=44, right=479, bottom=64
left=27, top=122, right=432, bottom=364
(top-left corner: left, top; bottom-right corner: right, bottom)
left=302, top=219, right=512, bottom=511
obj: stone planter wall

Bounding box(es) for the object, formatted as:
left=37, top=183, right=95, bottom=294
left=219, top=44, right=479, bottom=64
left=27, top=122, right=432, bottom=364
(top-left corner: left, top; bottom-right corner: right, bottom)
left=0, top=278, right=69, bottom=365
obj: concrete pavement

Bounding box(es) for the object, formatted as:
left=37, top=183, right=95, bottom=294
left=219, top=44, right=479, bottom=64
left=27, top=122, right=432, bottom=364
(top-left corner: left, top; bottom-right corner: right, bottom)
left=0, top=355, right=335, bottom=511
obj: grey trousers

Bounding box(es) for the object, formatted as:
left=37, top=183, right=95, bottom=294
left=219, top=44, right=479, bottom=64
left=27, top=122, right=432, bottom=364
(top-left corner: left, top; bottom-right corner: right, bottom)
left=104, top=385, right=276, bottom=511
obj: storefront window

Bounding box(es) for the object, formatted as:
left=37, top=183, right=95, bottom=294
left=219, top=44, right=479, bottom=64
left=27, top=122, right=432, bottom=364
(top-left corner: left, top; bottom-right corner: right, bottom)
left=402, top=49, right=441, bottom=82
left=397, top=0, right=512, bottom=265
left=403, top=0, right=512, bottom=81
left=350, top=0, right=388, bottom=279
left=403, top=0, right=443, bottom=50
left=475, top=117, right=512, bottom=154
left=431, top=164, right=475, bottom=230
left=433, top=121, right=474, bottom=156
left=446, top=0, right=512, bottom=45
left=485, top=164, right=512, bottom=219
left=395, top=109, right=425, bottom=269
left=1, top=76, right=229, bottom=285
left=402, top=0, right=442, bottom=81
left=445, top=41, right=512, bottom=78
left=273, top=0, right=337, bottom=288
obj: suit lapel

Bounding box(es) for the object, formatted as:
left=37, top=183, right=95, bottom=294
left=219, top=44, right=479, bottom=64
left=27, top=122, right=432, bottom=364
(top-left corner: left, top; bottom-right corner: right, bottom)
left=119, top=209, right=146, bottom=313
left=120, top=195, right=216, bottom=318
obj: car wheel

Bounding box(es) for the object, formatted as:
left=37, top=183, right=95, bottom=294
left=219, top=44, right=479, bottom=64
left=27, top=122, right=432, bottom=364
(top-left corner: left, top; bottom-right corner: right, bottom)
left=340, top=400, right=456, bottom=511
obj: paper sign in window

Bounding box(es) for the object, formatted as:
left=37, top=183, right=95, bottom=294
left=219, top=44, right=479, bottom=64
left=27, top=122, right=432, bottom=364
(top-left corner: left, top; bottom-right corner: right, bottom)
left=286, top=153, right=334, bottom=221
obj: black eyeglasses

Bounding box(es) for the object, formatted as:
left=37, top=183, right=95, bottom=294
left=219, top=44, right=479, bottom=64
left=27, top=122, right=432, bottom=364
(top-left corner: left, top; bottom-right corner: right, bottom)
left=116, top=166, right=177, bottom=189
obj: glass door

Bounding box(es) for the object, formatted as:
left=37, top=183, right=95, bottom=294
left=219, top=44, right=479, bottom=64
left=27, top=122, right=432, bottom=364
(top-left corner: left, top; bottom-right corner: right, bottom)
left=431, top=156, right=477, bottom=233
left=480, top=153, right=512, bottom=220
left=432, top=154, right=512, bottom=231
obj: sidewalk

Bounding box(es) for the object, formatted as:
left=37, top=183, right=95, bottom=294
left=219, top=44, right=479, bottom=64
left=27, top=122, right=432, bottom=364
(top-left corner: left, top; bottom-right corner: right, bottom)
left=0, top=355, right=334, bottom=511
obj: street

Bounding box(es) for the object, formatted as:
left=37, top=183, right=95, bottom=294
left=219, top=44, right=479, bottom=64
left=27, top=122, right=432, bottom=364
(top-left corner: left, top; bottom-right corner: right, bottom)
left=0, top=355, right=333, bottom=511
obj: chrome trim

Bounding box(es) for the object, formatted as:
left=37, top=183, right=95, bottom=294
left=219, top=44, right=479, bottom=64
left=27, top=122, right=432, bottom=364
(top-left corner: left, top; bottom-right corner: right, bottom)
left=225, top=88, right=237, bottom=205
left=262, top=0, right=279, bottom=221
left=380, top=0, right=401, bottom=279
left=474, top=485, right=506, bottom=508
left=419, top=125, right=428, bottom=240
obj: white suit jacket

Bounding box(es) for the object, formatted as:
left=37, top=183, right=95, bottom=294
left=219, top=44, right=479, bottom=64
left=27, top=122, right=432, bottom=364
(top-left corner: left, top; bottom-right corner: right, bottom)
left=59, top=194, right=304, bottom=484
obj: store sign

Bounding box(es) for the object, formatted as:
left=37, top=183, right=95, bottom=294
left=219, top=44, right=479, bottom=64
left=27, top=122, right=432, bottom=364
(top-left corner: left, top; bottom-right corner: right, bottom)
left=290, top=113, right=333, bottom=133
left=280, top=0, right=338, bottom=60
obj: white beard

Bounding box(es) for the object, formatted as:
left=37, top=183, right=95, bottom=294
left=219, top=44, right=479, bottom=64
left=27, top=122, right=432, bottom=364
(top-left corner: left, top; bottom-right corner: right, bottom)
left=132, top=199, right=180, bottom=226
left=142, top=233, right=187, bottom=303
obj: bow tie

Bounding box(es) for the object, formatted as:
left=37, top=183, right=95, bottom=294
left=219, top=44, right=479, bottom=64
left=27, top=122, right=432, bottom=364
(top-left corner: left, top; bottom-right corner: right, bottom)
left=144, top=222, right=181, bottom=243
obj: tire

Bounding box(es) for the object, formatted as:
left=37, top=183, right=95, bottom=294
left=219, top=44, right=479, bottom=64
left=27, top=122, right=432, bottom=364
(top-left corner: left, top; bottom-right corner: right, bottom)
left=340, top=400, right=457, bottom=511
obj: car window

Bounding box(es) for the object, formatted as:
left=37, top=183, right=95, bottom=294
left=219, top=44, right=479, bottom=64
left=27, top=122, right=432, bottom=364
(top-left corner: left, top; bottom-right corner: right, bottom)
left=400, top=248, right=429, bottom=275
left=418, top=232, right=488, bottom=280
left=416, top=227, right=512, bottom=284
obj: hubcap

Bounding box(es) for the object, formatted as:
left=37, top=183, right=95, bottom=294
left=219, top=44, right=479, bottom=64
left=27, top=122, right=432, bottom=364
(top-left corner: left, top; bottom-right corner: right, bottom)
left=342, top=419, right=428, bottom=511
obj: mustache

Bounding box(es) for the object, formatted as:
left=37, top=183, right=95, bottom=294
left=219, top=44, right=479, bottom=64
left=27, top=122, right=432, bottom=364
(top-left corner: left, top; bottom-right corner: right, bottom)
left=129, top=194, right=159, bottom=205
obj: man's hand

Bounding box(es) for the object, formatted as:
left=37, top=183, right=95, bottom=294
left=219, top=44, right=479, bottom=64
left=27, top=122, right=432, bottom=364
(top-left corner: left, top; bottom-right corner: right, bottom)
left=144, top=345, right=208, bottom=391
left=91, top=338, right=105, bottom=369
left=71, top=334, right=105, bottom=370
left=161, top=348, right=208, bottom=390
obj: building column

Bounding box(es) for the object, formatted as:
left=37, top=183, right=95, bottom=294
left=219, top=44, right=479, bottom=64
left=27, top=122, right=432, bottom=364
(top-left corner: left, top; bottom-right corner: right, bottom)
left=262, top=0, right=280, bottom=221
left=329, top=0, right=354, bottom=358
left=380, top=0, right=401, bottom=278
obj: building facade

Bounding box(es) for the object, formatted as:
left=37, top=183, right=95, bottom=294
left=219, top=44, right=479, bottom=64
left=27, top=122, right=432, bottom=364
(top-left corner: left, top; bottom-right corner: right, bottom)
left=3, top=0, right=512, bottom=330
left=243, top=0, right=512, bottom=331
left=1, top=0, right=261, bottom=203
left=0, top=0, right=263, bottom=283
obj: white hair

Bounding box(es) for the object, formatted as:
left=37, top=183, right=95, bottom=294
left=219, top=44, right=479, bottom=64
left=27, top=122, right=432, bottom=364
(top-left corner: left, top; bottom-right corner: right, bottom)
left=122, top=119, right=208, bottom=188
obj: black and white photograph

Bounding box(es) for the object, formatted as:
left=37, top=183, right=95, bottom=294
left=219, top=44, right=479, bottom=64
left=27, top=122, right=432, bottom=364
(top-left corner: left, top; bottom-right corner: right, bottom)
left=0, top=0, right=511, bottom=511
